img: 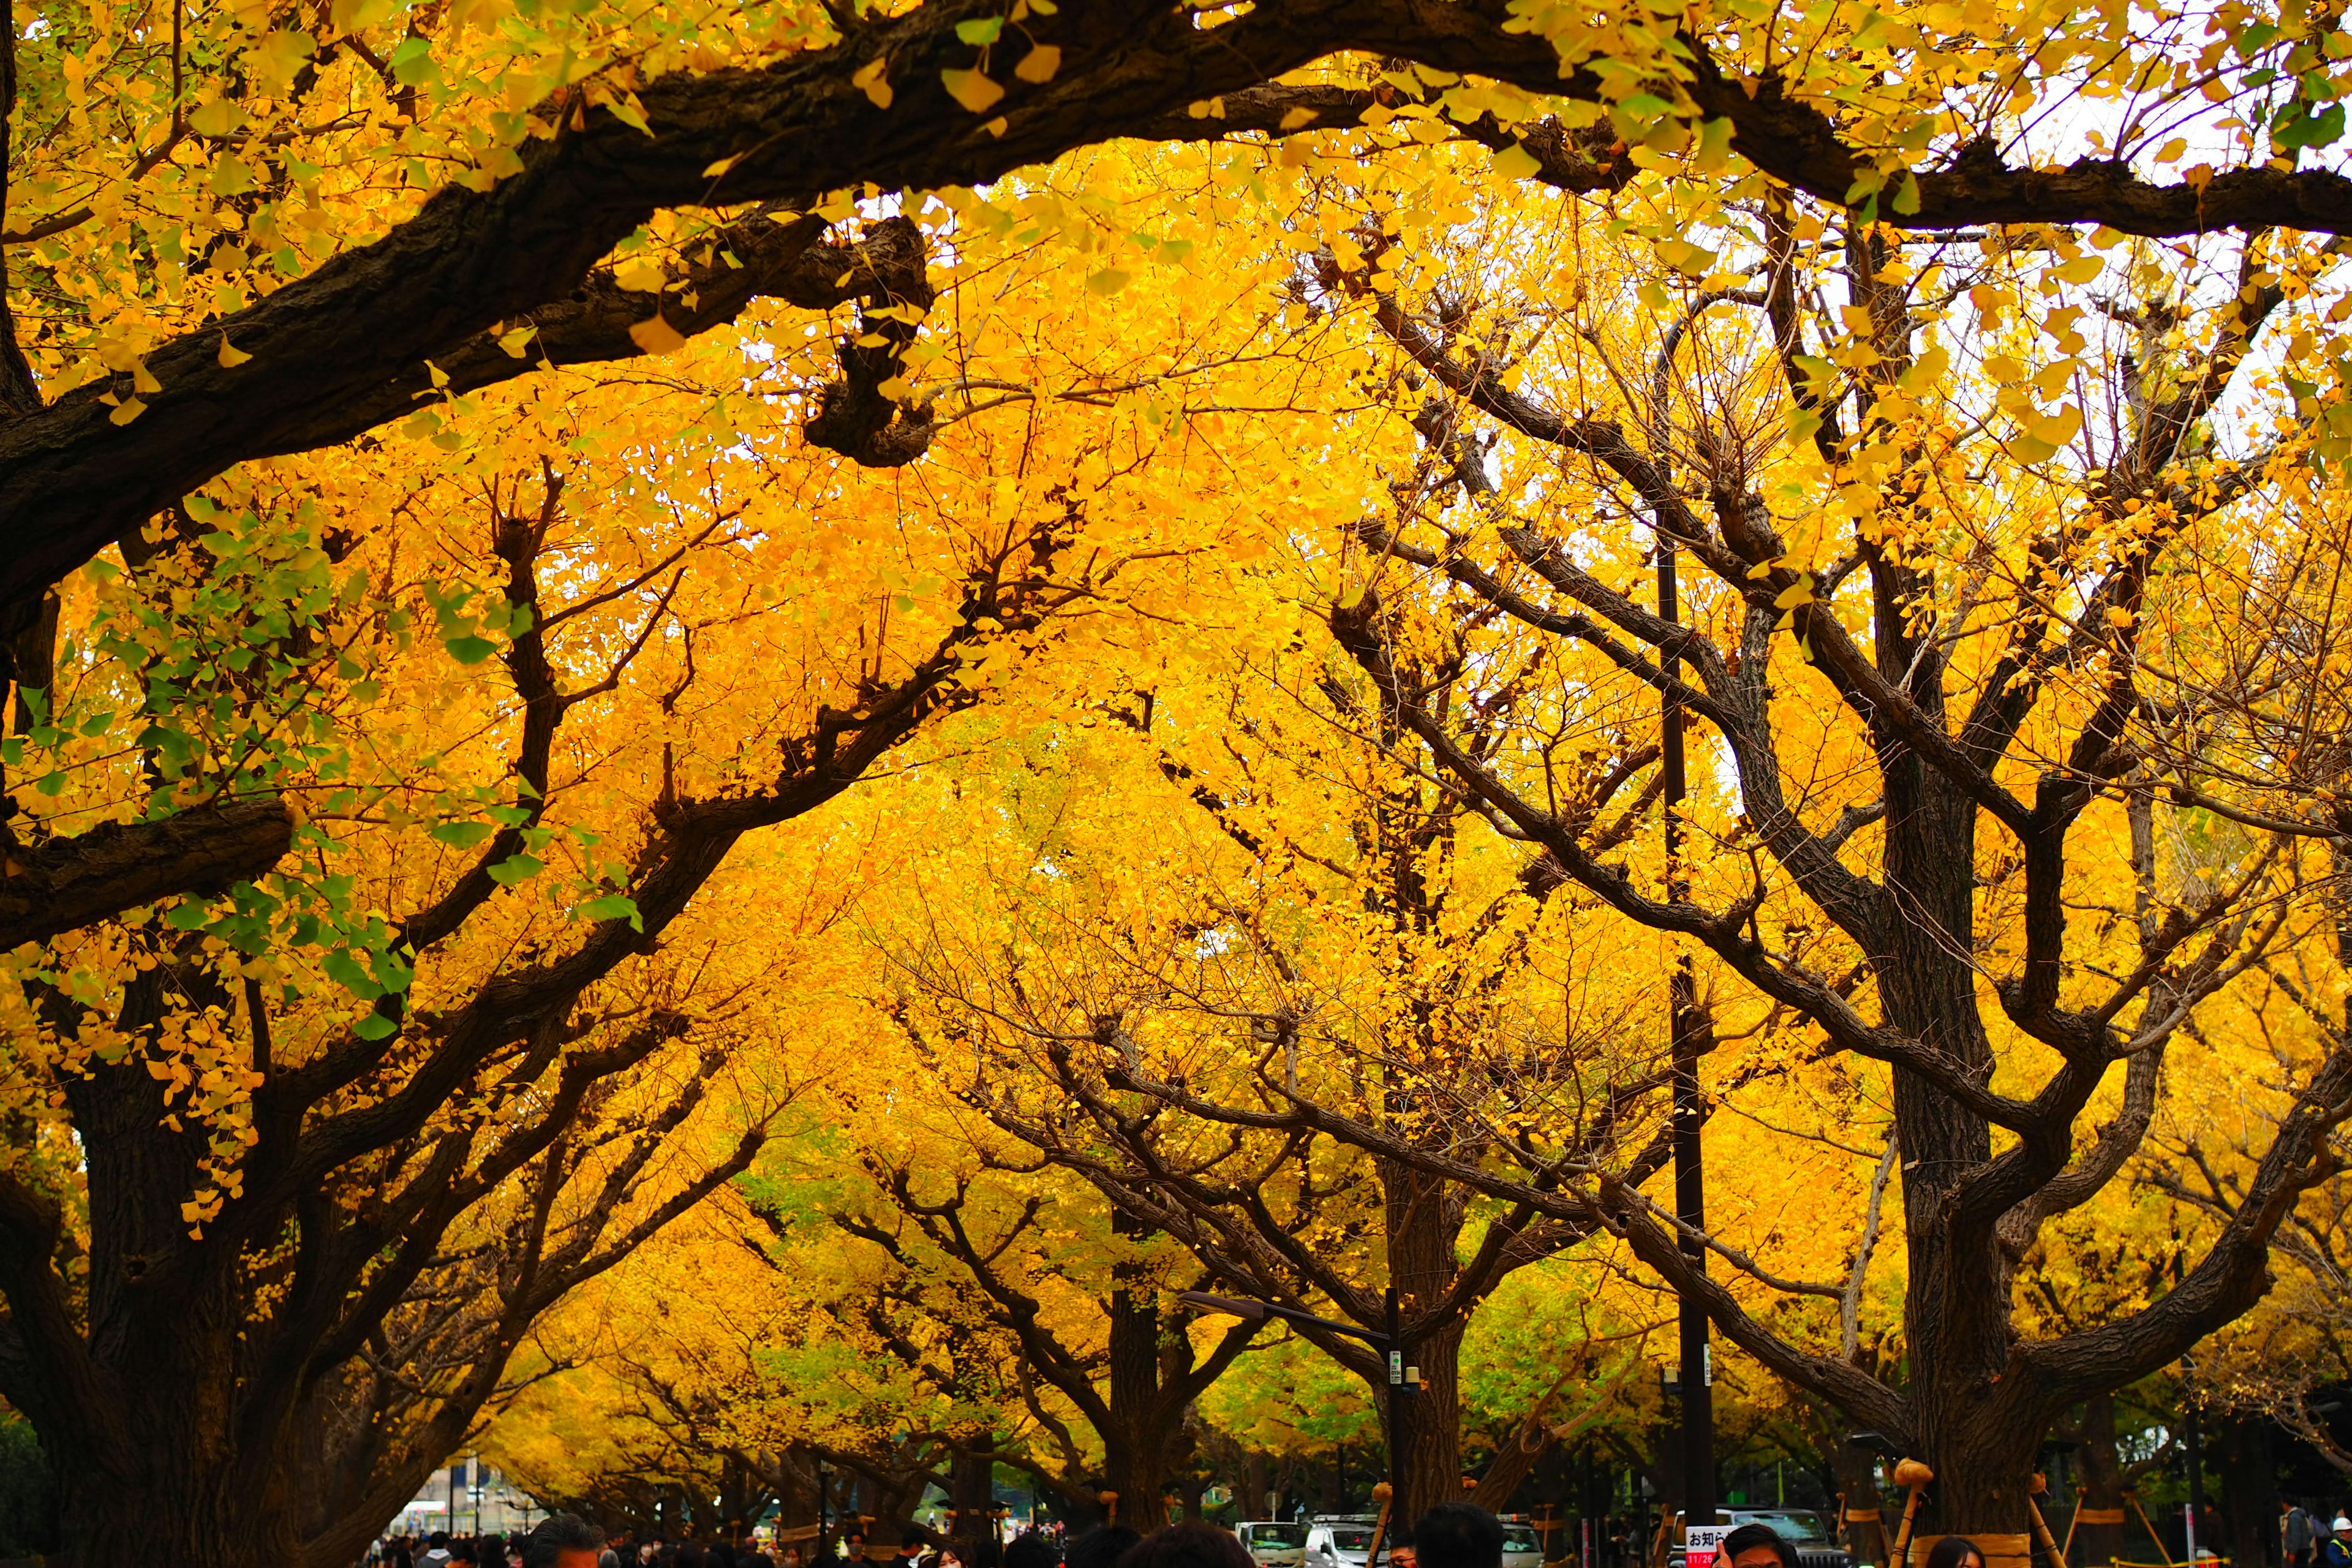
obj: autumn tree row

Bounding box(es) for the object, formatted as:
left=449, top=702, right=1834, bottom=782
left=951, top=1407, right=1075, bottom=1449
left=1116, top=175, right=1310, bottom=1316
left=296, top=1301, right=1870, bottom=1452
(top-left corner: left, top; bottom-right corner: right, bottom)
left=7, top=0, right=2352, bottom=1562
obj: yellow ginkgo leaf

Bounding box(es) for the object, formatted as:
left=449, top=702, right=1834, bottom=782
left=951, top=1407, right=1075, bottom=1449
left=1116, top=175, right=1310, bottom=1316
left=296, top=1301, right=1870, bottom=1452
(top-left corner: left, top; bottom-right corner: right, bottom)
left=132, top=359, right=160, bottom=394
left=497, top=325, right=538, bottom=358
left=1491, top=141, right=1541, bottom=181
left=852, top=57, right=894, bottom=110
left=612, top=257, right=668, bottom=294
left=628, top=312, right=688, bottom=355
left=940, top=67, right=1005, bottom=115
left=1014, top=45, right=1060, bottom=84
left=109, top=396, right=147, bottom=425
left=1772, top=575, right=1816, bottom=610
left=217, top=335, right=252, bottom=368
left=1278, top=105, right=1317, bottom=131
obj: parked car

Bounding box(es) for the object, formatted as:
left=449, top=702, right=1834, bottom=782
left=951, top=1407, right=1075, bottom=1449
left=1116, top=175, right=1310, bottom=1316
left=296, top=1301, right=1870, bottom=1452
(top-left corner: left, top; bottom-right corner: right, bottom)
left=1308, top=1518, right=1393, bottom=1568
left=1667, top=1512, right=1852, bottom=1568
left=1498, top=1520, right=1545, bottom=1568
left=1242, top=1523, right=1310, bottom=1568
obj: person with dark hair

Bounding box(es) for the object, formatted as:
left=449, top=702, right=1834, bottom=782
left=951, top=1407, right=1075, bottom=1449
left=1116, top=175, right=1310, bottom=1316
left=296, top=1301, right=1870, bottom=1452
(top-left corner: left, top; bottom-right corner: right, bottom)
left=1918, top=1539, right=1983, bottom=1568
left=1115, top=1522, right=1254, bottom=1568
left=1068, top=1523, right=1142, bottom=1568
left=1005, top=1532, right=1062, bottom=1568
left=1389, top=1532, right=1415, bottom=1568
left=521, top=1513, right=611, bottom=1568
left=1413, top=1506, right=1505, bottom=1568
left=1720, top=1525, right=1803, bottom=1568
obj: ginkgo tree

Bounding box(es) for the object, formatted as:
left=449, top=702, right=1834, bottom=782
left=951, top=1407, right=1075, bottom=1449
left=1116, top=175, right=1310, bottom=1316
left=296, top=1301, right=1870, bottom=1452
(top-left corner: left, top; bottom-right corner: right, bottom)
left=0, top=187, right=1341, bottom=1568
left=1202, top=122, right=2352, bottom=1549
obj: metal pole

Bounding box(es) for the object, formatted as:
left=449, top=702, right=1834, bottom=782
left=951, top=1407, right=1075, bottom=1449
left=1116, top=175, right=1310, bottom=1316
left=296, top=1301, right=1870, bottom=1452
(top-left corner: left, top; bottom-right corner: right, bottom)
left=819, top=1456, right=832, bottom=1565
left=1661, top=537, right=1716, bottom=1530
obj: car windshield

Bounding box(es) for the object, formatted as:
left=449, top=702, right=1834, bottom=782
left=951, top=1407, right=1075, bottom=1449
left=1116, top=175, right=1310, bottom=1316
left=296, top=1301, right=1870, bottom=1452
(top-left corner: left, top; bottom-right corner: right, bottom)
left=1502, top=1529, right=1541, bottom=1553
left=1736, top=1514, right=1828, bottom=1545
left=1252, top=1528, right=1308, bottom=1548
left=1331, top=1529, right=1378, bottom=1553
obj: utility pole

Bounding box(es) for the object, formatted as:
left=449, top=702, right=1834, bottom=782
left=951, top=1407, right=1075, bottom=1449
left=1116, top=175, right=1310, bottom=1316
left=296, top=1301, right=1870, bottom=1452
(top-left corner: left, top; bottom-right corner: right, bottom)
left=1660, top=535, right=1716, bottom=1528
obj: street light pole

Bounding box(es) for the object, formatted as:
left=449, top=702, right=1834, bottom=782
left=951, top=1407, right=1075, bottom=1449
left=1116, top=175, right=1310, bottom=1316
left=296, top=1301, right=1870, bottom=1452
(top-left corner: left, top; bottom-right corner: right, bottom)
left=1660, top=535, right=1716, bottom=1529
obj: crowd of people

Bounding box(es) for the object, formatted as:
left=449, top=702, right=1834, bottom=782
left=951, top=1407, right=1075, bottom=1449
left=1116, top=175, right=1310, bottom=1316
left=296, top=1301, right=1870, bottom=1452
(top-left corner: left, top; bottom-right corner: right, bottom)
left=369, top=1500, right=1905, bottom=1568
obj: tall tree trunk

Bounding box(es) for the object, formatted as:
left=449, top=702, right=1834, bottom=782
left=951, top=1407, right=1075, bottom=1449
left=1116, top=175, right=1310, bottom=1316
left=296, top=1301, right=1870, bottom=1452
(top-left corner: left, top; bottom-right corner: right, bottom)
left=1831, top=1441, right=1889, bottom=1568
left=2215, top=1416, right=2276, bottom=1568
left=2071, top=1395, right=2127, bottom=1568
left=1387, top=1158, right=1465, bottom=1525
left=951, top=1444, right=997, bottom=1562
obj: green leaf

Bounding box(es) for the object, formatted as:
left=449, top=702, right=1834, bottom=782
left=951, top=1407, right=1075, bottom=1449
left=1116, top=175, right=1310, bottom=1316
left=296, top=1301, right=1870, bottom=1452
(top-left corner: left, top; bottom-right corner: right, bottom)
left=430, top=820, right=499, bottom=849
left=353, top=1012, right=398, bottom=1041
left=578, top=893, right=645, bottom=931
left=443, top=633, right=499, bottom=664
left=323, top=949, right=382, bottom=998
left=954, top=15, right=1003, bottom=44
left=487, top=853, right=545, bottom=886
left=164, top=900, right=214, bottom=931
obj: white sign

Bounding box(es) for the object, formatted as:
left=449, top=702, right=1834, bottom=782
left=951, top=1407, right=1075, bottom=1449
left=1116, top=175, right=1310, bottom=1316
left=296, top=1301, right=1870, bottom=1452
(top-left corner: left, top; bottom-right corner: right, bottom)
left=1686, top=1525, right=1734, bottom=1568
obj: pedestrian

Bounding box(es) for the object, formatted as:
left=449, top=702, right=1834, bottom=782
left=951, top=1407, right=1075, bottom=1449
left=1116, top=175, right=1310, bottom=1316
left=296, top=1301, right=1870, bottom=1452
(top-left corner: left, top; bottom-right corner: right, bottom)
left=2290, top=1502, right=2318, bottom=1568
left=1412, top=1507, right=1506, bottom=1568
left=780, top=1546, right=805, bottom=1568
left=1723, top=1526, right=1805, bottom=1568
left=1005, top=1531, right=1061, bottom=1568
left=1069, top=1525, right=1141, bottom=1568
left=1920, top=1538, right=1983, bottom=1568
left=522, top=1515, right=613, bottom=1568
left=424, top=1532, right=457, bottom=1568
left=1116, top=1524, right=1254, bottom=1568
left=1389, top=1532, right=1416, bottom=1568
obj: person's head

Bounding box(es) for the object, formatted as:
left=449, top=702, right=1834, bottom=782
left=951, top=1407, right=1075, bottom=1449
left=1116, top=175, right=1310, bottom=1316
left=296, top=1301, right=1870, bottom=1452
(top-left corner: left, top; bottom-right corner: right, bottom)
left=1389, top=1531, right=1417, bottom=1568
left=1068, top=1524, right=1142, bottom=1568
left=1722, top=1525, right=1801, bottom=1568
left=1412, top=1507, right=1504, bottom=1568
left=897, top=1537, right=929, bottom=1560
left=1004, top=1531, right=1062, bottom=1568
left=1116, top=1523, right=1255, bottom=1568
left=522, top=1515, right=610, bottom=1568
left=1921, top=1537, right=1985, bottom=1568
left=433, top=1534, right=453, bottom=1551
